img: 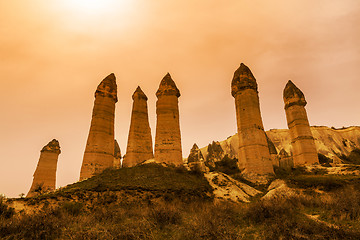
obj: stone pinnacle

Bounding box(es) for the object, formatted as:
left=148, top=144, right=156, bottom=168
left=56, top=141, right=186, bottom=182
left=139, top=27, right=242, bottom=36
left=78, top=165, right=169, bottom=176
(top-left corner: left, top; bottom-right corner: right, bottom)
left=95, top=73, right=118, bottom=102
left=283, top=80, right=306, bottom=108
left=231, top=63, right=258, bottom=97
left=41, top=139, right=61, bottom=153
left=156, top=73, right=181, bottom=98
left=114, top=139, right=121, bottom=159
left=132, top=86, right=148, bottom=101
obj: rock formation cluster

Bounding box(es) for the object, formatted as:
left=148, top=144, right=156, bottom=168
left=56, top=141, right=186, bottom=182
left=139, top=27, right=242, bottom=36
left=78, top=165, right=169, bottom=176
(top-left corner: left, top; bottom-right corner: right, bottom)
left=27, top=64, right=330, bottom=196
left=231, top=63, right=274, bottom=177
left=154, top=73, right=183, bottom=166
left=80, top=73, right=118, bottom=180
left=27, top=139, right=61, bottom=197
left=186, top=144, right=207, bottom=172
left=123, top=87, right=153, bottom=167
left=283, top=80, right=319, bottom=166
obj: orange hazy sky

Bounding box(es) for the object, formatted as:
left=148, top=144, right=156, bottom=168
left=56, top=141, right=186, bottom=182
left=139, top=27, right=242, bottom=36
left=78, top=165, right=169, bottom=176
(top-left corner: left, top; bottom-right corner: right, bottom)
left=0, top=0, right=359, bottom=197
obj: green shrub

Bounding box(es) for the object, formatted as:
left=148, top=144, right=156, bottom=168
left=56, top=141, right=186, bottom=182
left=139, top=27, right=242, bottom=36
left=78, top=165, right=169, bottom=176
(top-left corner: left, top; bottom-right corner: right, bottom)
left=61, top=201, right=83, bottom=216
left=0, top=199, right=15, bottom=219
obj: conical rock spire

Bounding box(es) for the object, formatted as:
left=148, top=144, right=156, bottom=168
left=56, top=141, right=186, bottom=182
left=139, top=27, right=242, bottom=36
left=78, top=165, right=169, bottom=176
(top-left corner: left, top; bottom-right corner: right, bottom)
left=114, top=139, right=121, bottom=159
left=283, top=80, right=306, bottom=108
left=132, top=86, right=148, bottom=100
left=156, top=73, right=180, bottom=98
left=231, top=63, right=258, bottom=97
left=41, top=139, right=61, bottom=153
left=95, top=73, right=118, bottom=102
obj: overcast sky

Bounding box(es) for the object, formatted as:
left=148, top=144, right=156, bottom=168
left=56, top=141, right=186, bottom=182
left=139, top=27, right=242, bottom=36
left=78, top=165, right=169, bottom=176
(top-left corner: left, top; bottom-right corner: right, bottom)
left=0, top=0, right=359, bottom=197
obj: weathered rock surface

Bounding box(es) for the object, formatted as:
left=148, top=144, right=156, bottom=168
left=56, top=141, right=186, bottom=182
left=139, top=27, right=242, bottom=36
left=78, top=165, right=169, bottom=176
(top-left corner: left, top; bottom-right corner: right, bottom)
left=204, top=172, right=262, bottom=202
left=283, top=80, right=319, bottom=166
left=113, top=140, right=121, bottom=168
left=80, top=73, right=117, bottom=180
left=123, top=86, right=153, bottom=167
left=262, top=179, right=296, bottom=199
left=186, top=144, right=208, bottom=172
left=154, top=73, right=183, bottom=166
left=199, top=126, right=360, bottom=166
left=27, top=139, right=61, bottom=197
left=231, top=63, right=274, bottom=176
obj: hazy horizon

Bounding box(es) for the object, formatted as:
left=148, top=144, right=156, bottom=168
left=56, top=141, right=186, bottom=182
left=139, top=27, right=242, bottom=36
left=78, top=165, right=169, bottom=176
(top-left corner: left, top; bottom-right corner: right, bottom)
left=0, top=0, right=359, bottom=197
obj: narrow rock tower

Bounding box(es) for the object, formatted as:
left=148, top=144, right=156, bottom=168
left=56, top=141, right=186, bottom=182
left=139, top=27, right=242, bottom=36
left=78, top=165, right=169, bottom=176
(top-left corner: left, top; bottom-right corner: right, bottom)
left=154, top=73, right=183, bottom=166
left=283, top=80, right=318, bottom=166
left=27, top=139, right=61, bottom=197
left=231, top=63, right=274, bottom=176
left=113, top=140, right=121, bottom=168
left=80, top=73, right=117, bottom=180
left=123, top=86, right=154, bottom=167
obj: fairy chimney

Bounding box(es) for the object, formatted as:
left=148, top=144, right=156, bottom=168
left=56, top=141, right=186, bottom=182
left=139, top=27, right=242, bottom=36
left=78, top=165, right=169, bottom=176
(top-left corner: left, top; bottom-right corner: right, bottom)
left=283, top=80, right=318, bottom=166
left=123, top=86, right=154, bottom=167
left=27, top=139, right=60, bottom=197
left=113, top=139, right=121, bottom=168
left=79, top=73, right=117, bottom=180
left=154, top=73, right=183, bottom=166
left=231, top=63, right=274, bottom=176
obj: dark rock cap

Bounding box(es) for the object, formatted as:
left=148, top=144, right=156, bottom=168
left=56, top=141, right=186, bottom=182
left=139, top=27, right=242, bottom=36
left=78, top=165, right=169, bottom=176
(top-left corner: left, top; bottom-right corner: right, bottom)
left=95, top=73, right=118, bottom=102
left=283, top=80, right=306, bottom=108
left=231, top=63, right=258, bottom=97
left=132, top=86, right=148, bottom=101
left=114, top=140, right=121, bottom=159
left=156, top=73, right=181, bottom=98
left=41, top=139, right=61, bottom=154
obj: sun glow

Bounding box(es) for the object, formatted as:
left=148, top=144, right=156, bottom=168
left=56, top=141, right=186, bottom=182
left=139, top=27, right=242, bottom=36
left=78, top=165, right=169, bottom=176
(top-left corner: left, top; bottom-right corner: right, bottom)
left=61, top=0, right=132, bottom=16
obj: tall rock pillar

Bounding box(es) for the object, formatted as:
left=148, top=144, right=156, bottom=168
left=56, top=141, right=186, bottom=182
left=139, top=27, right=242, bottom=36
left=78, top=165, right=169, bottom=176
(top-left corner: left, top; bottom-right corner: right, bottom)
left=283, top=80, right=318, bottom=166
left=80, top=73, right=117, bottom=180
left=113, top=140, right=121, bottom=168
left=27, top=139, right=61, bottom=197
left=231, top=63, right=274, bottom=176
left=154, top=73, right=183, bottom=166
left=123, top=86, right=154, bottom=167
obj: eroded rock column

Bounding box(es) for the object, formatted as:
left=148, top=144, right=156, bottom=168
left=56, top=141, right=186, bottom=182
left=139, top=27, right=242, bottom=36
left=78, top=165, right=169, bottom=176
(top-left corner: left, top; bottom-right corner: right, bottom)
left=231, top=63, right=274, bottom=176
left=27, top=139, right=60, bottom=197
left=80, top=73, right=117, bottom=180
left=113, top=139, right=121, bottom=168
left=123, top=86, right=154, bottom=167
left=283, top=80, right=318, bottom=166
left=154, top=73, right=183, bottom=166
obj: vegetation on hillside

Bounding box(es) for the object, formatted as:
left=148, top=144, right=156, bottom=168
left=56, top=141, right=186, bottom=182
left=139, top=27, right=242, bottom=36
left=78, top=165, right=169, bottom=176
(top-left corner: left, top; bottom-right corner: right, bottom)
left=2, top=185, right=360, bottom=239
left=3, top=163, right=360, bottom=239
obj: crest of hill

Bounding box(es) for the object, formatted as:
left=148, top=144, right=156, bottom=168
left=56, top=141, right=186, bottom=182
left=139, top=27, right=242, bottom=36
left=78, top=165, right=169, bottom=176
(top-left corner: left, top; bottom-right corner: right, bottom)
left=56, top=163, right=212, bottom=197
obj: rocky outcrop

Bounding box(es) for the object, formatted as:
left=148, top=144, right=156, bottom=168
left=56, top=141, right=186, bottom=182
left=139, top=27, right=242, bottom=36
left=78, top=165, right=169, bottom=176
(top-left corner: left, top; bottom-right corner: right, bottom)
left=154, top=73, right=183, bottom=166
left=186, top=144, right=208, bottom=172
left=283, top=80, right=318, bottom=166
left=80, top=73, right=117, bottom=180
left=204, top=172, right=262, bottom=202
left=27, top=139, right=61, bottom=197
left=262, top=179, right=296, bottom=199
left=199, top=126, right=360, bottom=167
left=231, top=63, right=274, bottom=177
left=113, top=140, right=121, bottom=168
left=123, top=86, right=153, bottom=167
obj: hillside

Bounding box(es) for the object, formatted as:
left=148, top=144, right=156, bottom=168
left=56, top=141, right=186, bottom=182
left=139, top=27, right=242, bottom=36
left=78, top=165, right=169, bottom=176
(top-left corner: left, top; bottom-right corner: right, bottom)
left=2, top=163, right=360, bottom=239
